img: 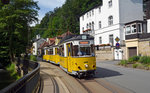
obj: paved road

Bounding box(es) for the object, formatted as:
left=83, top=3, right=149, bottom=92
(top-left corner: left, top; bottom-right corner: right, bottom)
left=95, top=60, right=150, bottom=93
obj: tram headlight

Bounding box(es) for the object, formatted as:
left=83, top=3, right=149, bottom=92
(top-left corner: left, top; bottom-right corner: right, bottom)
left=85, top=64, right=88, bottom=68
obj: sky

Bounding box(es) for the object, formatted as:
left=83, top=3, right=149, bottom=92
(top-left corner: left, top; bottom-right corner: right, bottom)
left=31, top=0, right=66, bottom=26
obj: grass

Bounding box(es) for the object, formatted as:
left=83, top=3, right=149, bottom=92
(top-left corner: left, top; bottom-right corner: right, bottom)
left=128, top=56, right=140, bottom=63
left=132, top=64, right=138, bottom=68
left=6, top=63, right=21, bottom=80
left=118, top=60, right=128, bottom=66
left=119, top=56, right=150, bottom=70
left=139, top=56, right=150, bottom=64
left=30, top=55, right=37, bottom=61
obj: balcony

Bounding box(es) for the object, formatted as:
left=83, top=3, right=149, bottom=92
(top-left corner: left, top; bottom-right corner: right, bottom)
left=83, top=29, right=95, bottom=36
left=126, top=33, right=150, bottom=40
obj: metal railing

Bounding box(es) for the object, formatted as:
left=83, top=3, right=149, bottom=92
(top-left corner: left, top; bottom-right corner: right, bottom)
left=0, top=60, right=40, bottom=93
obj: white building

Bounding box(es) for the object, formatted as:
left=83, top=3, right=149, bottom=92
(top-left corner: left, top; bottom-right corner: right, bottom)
left=32, top=35, right=45, bottom=56
left=80, top=0, right=144, bottom=46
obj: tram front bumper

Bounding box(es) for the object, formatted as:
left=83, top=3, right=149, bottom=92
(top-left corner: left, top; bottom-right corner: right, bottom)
left=77, top=70, right=95, bottom=76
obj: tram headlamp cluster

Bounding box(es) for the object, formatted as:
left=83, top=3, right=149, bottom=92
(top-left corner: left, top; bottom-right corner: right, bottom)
left=85, top=64, right=88, bottom=68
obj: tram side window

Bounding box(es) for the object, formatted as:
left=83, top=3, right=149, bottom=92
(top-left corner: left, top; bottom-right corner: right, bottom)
left=59, top=47, right=61, bottom=55
left=48, top=50, right=50, bottom=55
left=91, top=44, right=95, bottom=56
left=50, top=49, right=53, bottom=55
left=72, top=45, right=78, bottom=56
left=57, top=48, right=59, bottom=55
left=60, top=46, right=64, bottom=56
left=62, top=47, right=64, bottom=56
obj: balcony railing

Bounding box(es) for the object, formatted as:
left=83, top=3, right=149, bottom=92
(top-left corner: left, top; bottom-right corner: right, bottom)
left=83, top=29, right=95, bottom=36
left=126, top=33, right=150, bottom=40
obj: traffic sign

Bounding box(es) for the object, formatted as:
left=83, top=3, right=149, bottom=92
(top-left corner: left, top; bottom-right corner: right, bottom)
left=115, top=37, right=120, bottom=42
left=116, top=43, right=120, bottom=49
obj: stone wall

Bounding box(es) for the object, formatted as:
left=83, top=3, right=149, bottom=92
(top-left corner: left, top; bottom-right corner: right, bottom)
left=121, top=46, right=127, bottom=60
left=139, top=40, right=150, bottom=56
left=96, top=48, right=114, bottom=60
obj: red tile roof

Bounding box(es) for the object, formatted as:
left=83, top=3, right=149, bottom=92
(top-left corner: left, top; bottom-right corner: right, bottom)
left=39, top=41, right=49, bottom=49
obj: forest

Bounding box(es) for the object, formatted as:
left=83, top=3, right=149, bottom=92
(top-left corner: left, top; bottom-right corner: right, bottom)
left=0, top=0, right=39, bottom=67
left=33, top=0, right=102, bottom=38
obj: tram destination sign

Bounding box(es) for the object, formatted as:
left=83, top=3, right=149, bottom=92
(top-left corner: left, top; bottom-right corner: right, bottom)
left=79, top=41, right=89, bottom=44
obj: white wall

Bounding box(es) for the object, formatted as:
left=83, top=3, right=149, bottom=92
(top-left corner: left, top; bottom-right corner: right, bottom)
left=95, top=0, right=120, bottom=29
left=80, top=0, right=143, bottom=45
left=33, top=42, right=37, bottom=55
left=95, top=27, right=120, bottom=45
left=147, top=19, right=150, bottom=33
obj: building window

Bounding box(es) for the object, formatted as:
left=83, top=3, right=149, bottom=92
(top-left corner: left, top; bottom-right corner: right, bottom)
left=99, top=37, right=102, bottom=44
left=126, top=26, right=131, bottom=34
left=92, top=10, right=94, bottom=15
left=82, top=27, right=84, bottom=31
left=137, top=23, right=142, bottom=33
left=92, top=22, right=94, bottom=30
left=108, top=0, right=112, bottom=8
left=82, top=16, right=84, bottom=20
left=87, top=12, right=88, bottom=18
left=99, top=21, right=101, bottom=29
left=108, top=16, right=113, bottom=26
left=131, top=24, right=137, bottom=33
left=125, top=23, right=142, bottom=35
left=99, top=6, right=101, bottom=13
left=86, top=24, right=88, bottom=29
left=89, top=11, right=91, bottom=17
left=109, top=34, right=114, bottom=46
left=89, top=23, right=91, bottom=29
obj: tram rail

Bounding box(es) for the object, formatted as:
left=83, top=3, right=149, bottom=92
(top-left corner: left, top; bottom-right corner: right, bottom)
left=76, top=77, right=113, bottom=93
left=40, top=71, right=59, bottom=93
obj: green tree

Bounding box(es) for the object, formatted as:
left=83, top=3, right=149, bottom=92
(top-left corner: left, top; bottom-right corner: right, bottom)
left=0, top=0, right=39, bottom=67
left=33, top=0, right=102, bottom=38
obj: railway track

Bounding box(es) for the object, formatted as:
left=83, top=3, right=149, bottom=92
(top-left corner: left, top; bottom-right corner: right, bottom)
left=40, top=71, right=59, bottom=93
left=76, top=77, right=129, bottom=93
left=76, top=77, right=113, bottom=93
left=39, top=62, right=129, bottom=93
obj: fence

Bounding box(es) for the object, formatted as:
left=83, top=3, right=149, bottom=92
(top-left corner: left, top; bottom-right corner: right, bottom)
left=0, top=59, right=40, bottom=93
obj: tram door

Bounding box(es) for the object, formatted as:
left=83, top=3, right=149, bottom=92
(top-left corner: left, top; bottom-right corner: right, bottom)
left=67, top=43, right=72, bottom=73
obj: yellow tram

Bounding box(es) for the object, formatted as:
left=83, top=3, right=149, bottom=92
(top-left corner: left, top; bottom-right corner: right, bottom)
left=43, top=46, right=60, bottom=65
left=43, top=34, right=96, bottom=77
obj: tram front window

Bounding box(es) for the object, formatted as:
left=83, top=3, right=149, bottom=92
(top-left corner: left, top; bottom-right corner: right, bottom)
left=78, top=46, right=95, bottom=57
left=80, top=47, right=91, bottom=56
left=72, top=45, right=95, bottom=57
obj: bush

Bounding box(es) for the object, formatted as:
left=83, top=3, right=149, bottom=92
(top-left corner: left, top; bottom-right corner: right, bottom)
left=30, top=55, right=37, bottom=61
left=128, top=56, right=140, bottom=63
left=139, top=56, right=150, bottom=64
left=132, top=64, right=138, bottom=68
left=6, top=64, right=20, bottom=80
left=119, top=60, right=128, bottom=66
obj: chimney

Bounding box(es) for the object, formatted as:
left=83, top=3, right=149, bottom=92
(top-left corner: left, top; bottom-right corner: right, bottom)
left=47, top=38, right=49, bottom=42
left=36, top=34, right=40, bottom=39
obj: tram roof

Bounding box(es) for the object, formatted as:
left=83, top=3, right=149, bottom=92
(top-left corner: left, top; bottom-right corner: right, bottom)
left=59, top=34, right=94, bottom=44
